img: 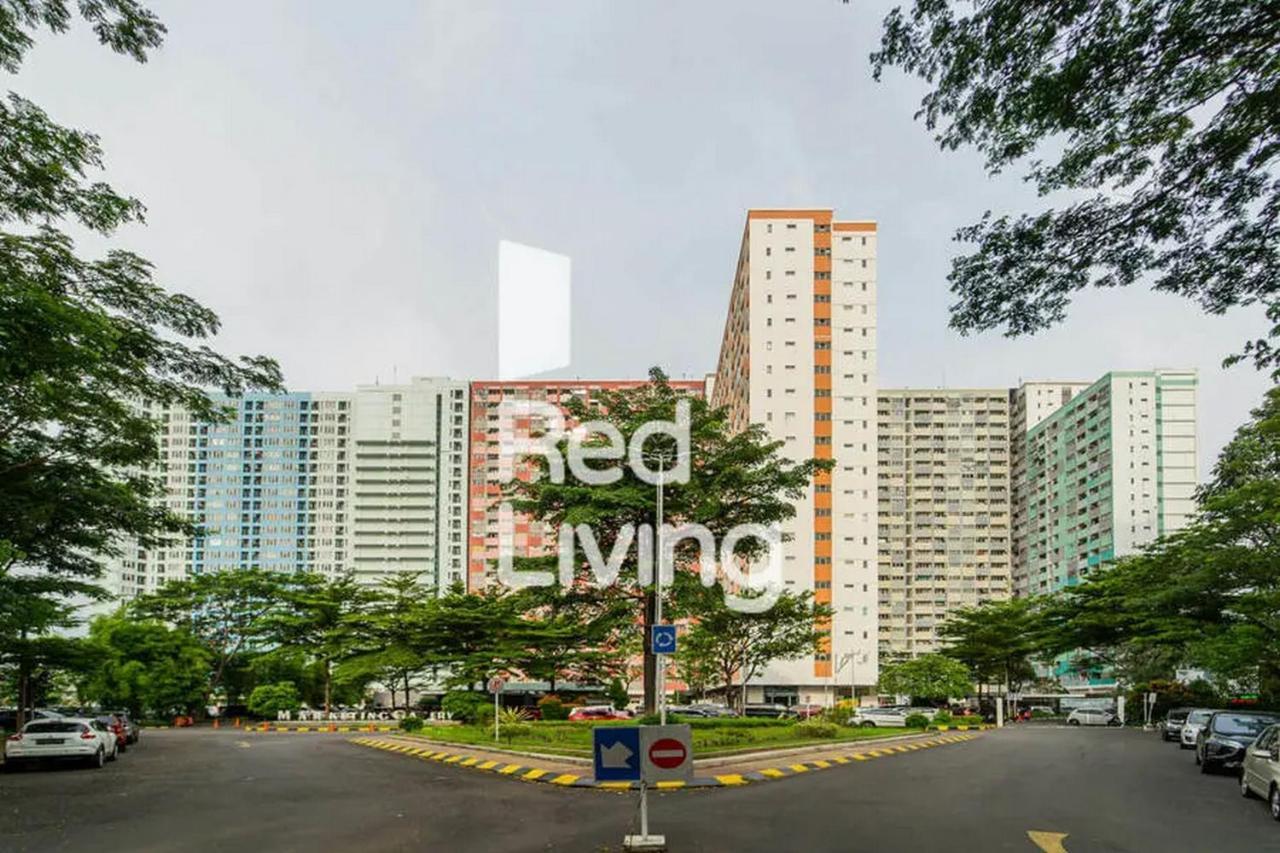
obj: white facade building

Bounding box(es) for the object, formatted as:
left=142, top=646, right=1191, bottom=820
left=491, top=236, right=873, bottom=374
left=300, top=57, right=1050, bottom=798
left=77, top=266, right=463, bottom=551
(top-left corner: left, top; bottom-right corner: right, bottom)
left=712, top=209, right=879, bottom=704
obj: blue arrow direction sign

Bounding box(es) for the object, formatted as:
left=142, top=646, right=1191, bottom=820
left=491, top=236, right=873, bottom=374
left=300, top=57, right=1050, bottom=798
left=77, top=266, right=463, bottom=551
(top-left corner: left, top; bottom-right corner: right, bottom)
left=651, top=624, right=677, bottom=655
left=593, top=726, right=641, bottom=782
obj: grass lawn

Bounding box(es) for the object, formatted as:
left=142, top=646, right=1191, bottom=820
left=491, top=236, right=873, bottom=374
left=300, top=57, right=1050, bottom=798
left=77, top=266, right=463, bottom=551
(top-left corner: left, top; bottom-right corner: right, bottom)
left=400, top=719, right=930, bottom=759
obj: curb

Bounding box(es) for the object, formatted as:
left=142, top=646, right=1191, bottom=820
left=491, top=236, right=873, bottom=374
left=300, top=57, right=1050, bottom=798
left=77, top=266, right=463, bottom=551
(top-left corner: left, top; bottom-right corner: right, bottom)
left=347, top=732, right=980, bottom=790
left=250, top=725, right=399, bottom=733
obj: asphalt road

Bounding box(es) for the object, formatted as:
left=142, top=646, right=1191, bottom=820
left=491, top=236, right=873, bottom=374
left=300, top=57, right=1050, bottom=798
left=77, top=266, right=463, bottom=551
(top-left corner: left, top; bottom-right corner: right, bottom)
left=2, top=725, right=1278, bottom=852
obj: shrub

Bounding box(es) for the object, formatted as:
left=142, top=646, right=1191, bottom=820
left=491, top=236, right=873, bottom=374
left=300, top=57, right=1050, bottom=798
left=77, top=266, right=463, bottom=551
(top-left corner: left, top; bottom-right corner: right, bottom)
left=441, top=690, right=489, bottom=724
left=1030, top=708, right=1055, bottom=719
left=930, top=709, right=953, bottom=725
left=822, top=705, right=856, bottom=727
left=955, top=715, right=984, bottom=726
left=498, top=707, right=531, bottom=726
left=247, top=682, right=300, bottom=719
left=537, top=695, right=569, bottom=721
left=904, top=713, right=930, bottom=728
left=794, top=720, right=839, bottom=739
left=399, top=716, right=424, bottom=732
left=606, top=678, right=630, bottom=710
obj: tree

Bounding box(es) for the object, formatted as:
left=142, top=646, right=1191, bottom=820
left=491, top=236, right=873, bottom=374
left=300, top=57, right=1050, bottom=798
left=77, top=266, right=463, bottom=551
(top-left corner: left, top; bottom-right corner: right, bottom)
left=132, top=568, right=299, bottom=703
left=877, top=654, right=972, bottom=705
left=872, top=2, right=1280, bottom=371
left=266, top=573, right=374, bottom=715
left=505, top=368, right=829, bottom=712
left=939, top=598, right=1042, bottom=694
left=676, top=588, right=830, bottom=712
left=247, top=682, right=301, bottom=720
left=0, top=1, right=281, bottom=728
left=79, top=609, right=210, bottom=718
left=339, top=573, right=438, bottom=709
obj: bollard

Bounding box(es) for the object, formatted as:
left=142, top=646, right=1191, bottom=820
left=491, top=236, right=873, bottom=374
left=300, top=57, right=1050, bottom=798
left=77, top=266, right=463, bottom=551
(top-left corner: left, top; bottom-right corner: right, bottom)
left=213, top=718, right=221, bottom=729
left=329, top=723, right=337, bottom=732
left=234, top=717, right=241, bottom=728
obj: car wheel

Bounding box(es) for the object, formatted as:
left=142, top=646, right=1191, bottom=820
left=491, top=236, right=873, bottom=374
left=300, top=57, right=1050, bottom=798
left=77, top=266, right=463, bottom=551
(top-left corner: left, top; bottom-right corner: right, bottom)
left=1068, top=719, right=1080, bottom=726
left=1, top=760, right=20, bottom=773
left=1270, top=785, right=1280, bottom=821
left=88, top=747, right=104, bottom=769
left=1200, top=757, right=1214, bottom=774
left=107, top=744, right=118, bottom=762
left=1242, top=774, right=1256, bottom=798
left=860, top=721, right=876, bottom=728
left=117, top=741, right=127, bottom=754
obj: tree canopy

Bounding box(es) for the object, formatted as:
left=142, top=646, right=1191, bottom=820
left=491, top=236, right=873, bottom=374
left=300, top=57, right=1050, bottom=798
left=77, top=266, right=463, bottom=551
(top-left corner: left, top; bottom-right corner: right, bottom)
left=878, top=654, right=973, bottom=704
left=0, top=1, right=281, bottom=723
left=872, top=1, right=1280, bottom=370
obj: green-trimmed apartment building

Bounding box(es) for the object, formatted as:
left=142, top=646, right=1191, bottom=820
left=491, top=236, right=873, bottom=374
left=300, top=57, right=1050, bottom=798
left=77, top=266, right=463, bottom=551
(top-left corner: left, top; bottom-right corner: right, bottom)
left=1012, top=370, right=1199, bottom=598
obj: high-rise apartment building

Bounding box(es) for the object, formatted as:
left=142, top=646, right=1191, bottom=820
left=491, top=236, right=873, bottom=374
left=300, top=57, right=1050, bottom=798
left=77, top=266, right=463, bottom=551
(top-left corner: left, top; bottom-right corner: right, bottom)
left=106, top=378, right=469, bottom=600
left=350, top=378, right=470, bottom=588
left=466, top=379, right=704, bottom=590
left=712, top=208, right=879, bottom=702
left=1015, top=370, right=1198, bottom=597
left=877, top=389, right=1012, bottom=660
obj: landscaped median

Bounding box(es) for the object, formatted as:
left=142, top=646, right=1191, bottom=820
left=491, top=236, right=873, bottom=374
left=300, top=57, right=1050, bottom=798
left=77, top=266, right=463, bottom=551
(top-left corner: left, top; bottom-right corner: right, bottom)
left=371, top=716, right=982, bottom=760
left=345, top=718, right=988, bottom=790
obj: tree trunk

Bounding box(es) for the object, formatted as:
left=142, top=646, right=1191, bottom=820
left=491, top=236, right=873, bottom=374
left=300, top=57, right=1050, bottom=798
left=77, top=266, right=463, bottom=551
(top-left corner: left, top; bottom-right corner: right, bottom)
left=16, top=628, right=29, bottom=730
left=642, top=588, right=657, bottom=714
left=323, top=658, right=332, bottom=716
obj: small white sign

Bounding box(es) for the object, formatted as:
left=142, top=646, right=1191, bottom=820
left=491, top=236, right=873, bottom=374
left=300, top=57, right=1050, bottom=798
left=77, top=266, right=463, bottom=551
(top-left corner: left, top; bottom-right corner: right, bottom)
left=639, top=724, right=693, bottom=783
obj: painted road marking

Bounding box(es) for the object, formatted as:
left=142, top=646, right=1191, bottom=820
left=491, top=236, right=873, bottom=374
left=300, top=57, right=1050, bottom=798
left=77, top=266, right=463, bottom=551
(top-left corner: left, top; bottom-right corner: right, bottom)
left=1028, top=831, right=1068, bottom=853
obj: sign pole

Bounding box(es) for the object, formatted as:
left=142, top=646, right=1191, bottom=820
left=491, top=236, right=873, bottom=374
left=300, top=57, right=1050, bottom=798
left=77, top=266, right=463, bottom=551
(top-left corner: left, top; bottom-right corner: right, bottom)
left=639, top=780, right=649, bottom=837
left=494, top=691, right=500, bottom=742
left=656, top=458, right=665, bottom=727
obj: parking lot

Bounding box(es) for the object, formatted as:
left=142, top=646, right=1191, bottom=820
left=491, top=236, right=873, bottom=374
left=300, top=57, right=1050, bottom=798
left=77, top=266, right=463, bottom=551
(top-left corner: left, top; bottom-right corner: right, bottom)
left=3, top=724, right=1279, bottom=851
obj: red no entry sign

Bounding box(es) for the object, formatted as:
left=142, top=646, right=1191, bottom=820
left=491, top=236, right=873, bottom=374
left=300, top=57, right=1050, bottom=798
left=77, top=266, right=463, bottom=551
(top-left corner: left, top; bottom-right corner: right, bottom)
left=648, top=738, right=687, bottom=769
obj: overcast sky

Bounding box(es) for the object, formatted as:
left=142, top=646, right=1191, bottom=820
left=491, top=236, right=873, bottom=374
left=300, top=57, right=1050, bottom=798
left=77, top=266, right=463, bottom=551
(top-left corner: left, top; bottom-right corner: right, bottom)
left=17, top=1, right=1272, bottom=474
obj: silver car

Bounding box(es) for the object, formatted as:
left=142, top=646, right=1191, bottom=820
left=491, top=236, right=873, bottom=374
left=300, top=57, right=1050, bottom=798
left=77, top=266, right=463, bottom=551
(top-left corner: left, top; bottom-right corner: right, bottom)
left=1066, top=708, right=1119, bottom=726
left=1180, top=708, right=1217, bottom=749
left=1240, top=723, right=1280, bottom=820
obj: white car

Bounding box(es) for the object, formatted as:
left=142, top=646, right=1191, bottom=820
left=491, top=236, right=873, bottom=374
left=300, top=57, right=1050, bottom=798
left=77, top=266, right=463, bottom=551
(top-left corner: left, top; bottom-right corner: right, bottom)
left=1180, top=708, right=1217, bottom=749
left=1066, top=708, right=1119, bottom=727
left=4, top=717, right=118, bottom=771
left=852, top=707, right=910, bottom=727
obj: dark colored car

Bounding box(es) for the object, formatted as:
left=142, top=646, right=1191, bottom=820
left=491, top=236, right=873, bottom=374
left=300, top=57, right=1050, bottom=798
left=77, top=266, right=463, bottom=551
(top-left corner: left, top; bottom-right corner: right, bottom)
left=1160, top=707, right=1193, bottom=742
left=107, top=711, right=140, bottom=745
left=1195, top=711, right=1280, bottom=774
left=94, top=714, right=129, bottom=753
left=742, top=703, right=790, bottom=719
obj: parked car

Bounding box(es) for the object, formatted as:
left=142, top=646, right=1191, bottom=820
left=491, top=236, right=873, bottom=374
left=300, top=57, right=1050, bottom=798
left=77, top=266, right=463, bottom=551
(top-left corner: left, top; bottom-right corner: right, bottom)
left=4, top=718, right=117, bottom=770
left=1195, top=711, right=1280, bottom=774
left=742, top=703, right=790, bottom=719
left=666, top=705, right=714, bottom=718
left=1239, top=723, right=1280, bottom=819
left=787, top=703, right=826, bottom=720
left=1066, top=708, right=1119, bottom=727
left=688, top=704, right=738, bottom=718
left=852, top=707, right=910, bottom=727
left=108, top=711, right=140, bottom=745
left=567, top=705, right=631, bottom=721
left=1159, top=707, right=1193, bottom=742
left=1180, top=708, right=1218, bottom=749
left=94, top=714, right=129, bottom=752
left=0, top=708, right=62, bottom=733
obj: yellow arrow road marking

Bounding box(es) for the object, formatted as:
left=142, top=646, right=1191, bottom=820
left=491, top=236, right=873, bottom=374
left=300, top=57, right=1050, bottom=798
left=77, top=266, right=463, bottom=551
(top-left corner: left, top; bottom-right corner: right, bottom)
left=1028, top=830, right=1068, bottom=852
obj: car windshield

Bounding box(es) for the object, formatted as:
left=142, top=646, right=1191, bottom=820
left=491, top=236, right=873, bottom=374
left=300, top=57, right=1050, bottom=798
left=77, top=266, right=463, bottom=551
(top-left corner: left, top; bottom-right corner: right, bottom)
left=1211, top=714, right=1280, bottom=736
left=24, top=721, right=84, bottom=734
left=1167, top=709, right=1189, bottom=721
left=1186, top=710, right=1214, bottom=724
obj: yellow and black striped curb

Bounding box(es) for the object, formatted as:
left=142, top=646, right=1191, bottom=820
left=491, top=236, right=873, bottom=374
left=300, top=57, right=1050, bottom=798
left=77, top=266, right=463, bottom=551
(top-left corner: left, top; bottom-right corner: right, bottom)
left=248, top=724, right=399, bottom=733
left=926, top=724, right=990, bottom=732
left=347, top=733, right=979, bottom=790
